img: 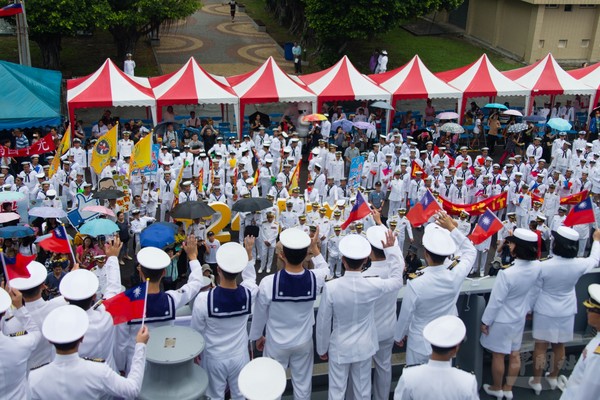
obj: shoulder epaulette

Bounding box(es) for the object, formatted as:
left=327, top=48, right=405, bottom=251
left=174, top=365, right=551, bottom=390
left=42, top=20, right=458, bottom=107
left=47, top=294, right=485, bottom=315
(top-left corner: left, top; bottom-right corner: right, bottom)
left=501, top=262, right=514, bottom=270
left=364, top=275, right=379, bottom=278
left=594, top=345, right=600, bottom=355
left=417, top=265, right=426, bottom=271
left=9, top=330, right=27, bottom=337
left=30, top=362, right=49, bottom=370
left=407, top=271, right=424, bottom=280
left=447, top=256, right=461, bottom=271
left=4, top=315, right=14, bottom=322
left=539, top=256, right=553, bottom=261
left=404, top=363, right=421, bottom=368
left=83, top=357, right=105, bottom=363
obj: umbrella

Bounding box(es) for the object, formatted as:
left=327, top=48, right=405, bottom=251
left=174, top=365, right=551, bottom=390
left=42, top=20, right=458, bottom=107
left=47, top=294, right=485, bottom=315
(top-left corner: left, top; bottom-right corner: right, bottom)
left=170, top=201, right=215, bottom=220
left=83, top=205, right=115, bottom=217
left=80, top=219, right=119, bottom=237
left=302, top=113, right=328, bottom=122
left=140, top=223, right=175, bottom=249
left=0, top=225, right=34, bottom=239
left=153, top=221, right=179, bottom=232
left=153, top=121, right=181, bottom=138
left=92, top=189, right=125, bottom=200
left=232, top=197, right=273, bottom=213
left=507, top=123, right=528, bottom=133
left=547, top=118, right=572, bottom=131
left=502, top=109, right=523, bottom=117
left=484, top=103, right=508, bottom=110
left=0, top=192, right=26, bottom=203
left=0, top=212, right=20, bottom=224
left=353, top=121, right=372, bottom=130
left=370, top=101, right=395, bottom=110
left=35, top=232, right=74, bottom=243
left=29, top=206, right=68, bottom=219
left=436, top=112, right=459, bottom=120
left=248, top=111, right=270, bottom=128
left=439, top=122, right=465, bottom=134
left=524, top=115, right=546, bottom=122
left=331, top=119, right=354, bottom=133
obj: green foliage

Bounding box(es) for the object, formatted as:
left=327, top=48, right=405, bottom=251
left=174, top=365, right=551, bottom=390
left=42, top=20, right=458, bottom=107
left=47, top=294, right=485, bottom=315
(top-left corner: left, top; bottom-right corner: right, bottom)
left=26, top=0, right=109, bottom=38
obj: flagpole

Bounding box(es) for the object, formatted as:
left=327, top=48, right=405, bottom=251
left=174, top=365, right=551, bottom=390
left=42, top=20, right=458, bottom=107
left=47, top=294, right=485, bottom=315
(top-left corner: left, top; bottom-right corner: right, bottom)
left=61, top=223, right=77, bottom=269
left=0, top=249, right=9, bottom=290
left=141, top=278, right=150, bottom=328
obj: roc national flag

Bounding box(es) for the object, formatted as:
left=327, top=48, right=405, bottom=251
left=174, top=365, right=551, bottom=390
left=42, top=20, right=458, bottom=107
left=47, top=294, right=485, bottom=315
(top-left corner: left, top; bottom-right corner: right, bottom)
left=39, top=226, right=72, bottom=254
left=49, top=126, right=71, bottom=178
left=103, top=282, right=147, bottom=325
left=406, top=190, right=442, bottom=227
left=468, top=209, right=503, bottom=245
left=4, top=253, right=34, bottom=280
left=340, top=191, right=371, bottom=230
left=0, top=3, right=23, bottom=17
left=129, top=133, right=153, bottom=175
left=91, top=124, right=118, bottom=174
left=563, top=197, right=595, bottom=227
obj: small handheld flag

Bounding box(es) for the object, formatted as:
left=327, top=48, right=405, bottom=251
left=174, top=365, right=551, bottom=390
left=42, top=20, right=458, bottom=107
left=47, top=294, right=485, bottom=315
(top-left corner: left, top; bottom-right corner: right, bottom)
left=406, top=190, right=442, bottom=227
left=340, top=191, right=371, bottom=230
left=468, top=209, right=503, bottom=245
left=103, top=281, right=148, bottom=325
left=564, top=197, right=595, bottom=227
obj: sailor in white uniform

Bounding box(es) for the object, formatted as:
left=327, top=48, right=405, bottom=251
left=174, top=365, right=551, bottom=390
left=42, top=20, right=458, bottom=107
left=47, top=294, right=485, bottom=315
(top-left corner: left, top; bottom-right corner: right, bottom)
left=316, top=213, right=403, bottom=400
left=191, top=238, right=258, bottom=400
left=29, top=305, right=149, bottom=400
left=249, top=228, right=330, bottom=400
left=394, top=211, right=476, bottom=366
left=480, top=228, right=542, bottom=400
left=528, top=227, right=600, bottom=394
left=394, top=315, right=478, bottom=400
left=558, top=283, right=600, bottom=399
left=363, top=225, right=405, bottom=400
left=0, top=286, right=41, bottom=400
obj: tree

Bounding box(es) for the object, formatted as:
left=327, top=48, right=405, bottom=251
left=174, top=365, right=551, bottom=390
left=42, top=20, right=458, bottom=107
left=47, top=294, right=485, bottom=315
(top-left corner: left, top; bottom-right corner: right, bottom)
left=25, top=0, right=110, bottom=70
left=303, top=0, right=464, bottom=66
left=105, top=0, right=199, bottom=61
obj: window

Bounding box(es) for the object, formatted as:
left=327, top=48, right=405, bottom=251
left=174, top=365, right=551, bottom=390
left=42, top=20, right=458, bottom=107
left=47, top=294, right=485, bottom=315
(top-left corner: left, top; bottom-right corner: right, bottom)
left=538, top=40, right=545, bottom=49
left=564, top=5, right=573, bottom=12
left=558, top=40, right=568, bottom=48
left=581, top=39, right=590, bottom=48
left=545, top=4, right=558, bottom=8
left=580, top=5, right=596, bottom=8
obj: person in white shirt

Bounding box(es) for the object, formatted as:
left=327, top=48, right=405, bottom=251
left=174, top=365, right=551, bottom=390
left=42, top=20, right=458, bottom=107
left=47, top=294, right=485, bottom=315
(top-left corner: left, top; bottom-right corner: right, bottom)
left=258, top=212, right=279, bottom=274
left=123, top=53, right=136, bottom=76
left=118, top=131, right=134, bottom=159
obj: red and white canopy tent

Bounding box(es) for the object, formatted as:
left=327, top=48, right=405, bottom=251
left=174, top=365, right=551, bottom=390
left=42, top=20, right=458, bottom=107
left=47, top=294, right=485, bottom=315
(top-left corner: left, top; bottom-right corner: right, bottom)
left=503, top=53, right=596, bottom=115
left=568, top=61, right=600, bottom=117
left=435, top=54, right=529, bottom=122
left=227, top=57, right=317, bottom=136
left=149, top=57, right=239, bottom=124
left=67, top=58, right=157, bottom=126
left=369, top=55, right=462, bottom=131
left=298, top=55, right=392, bottom=111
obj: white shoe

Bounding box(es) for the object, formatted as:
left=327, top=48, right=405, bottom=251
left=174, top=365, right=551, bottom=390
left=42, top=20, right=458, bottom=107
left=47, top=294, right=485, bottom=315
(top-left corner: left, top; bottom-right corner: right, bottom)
left=503, top=390, right=513, bottom=400
left=545, top=372, right=558, bottom=390
left=480, top=271, right=485, bottom=277
left=257, top=268, right=264, bottom=273
left=266, top=268, right=271, bottom=273
left=556, top=375, right=568, bottom=391
left=482, top=384, right=503, bottom=399
left=528, top=377, right=542, bottom=395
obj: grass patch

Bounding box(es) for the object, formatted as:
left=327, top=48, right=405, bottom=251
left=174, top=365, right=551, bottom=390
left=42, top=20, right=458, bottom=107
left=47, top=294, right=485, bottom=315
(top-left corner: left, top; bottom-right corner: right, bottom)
left=241, top=0, right=520, bottom=73
left=0, top=30, right=159, bottom=77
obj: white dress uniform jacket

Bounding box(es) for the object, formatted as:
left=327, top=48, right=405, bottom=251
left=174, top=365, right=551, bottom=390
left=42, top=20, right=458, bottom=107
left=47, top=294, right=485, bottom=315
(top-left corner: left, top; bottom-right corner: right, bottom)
left=560, top=333, right=600, bottom=400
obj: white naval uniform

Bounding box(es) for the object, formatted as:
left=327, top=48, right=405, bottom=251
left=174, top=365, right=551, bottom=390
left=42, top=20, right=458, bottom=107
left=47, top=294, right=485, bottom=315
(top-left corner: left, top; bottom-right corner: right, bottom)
left=480, top=259, right=541, bottom=354
left=30, top=343, right=146, bottom=400
left=532, top=241, right=600, bottom=343
left=362, top=249, right=405, bottom=400
left=560, top=332, right=600, bottom=400
left=0, top=307, right=40, bottom=399
left=394, top=229, right=476, bottom=365
left=259, top=220, right=279, bottom=273
left=191, top=259, right=258, bottom=400
left=249, top=254, right=330, bottom=400
left=393, top=360, right=479, bottom=400
left=327, top=234, right=343, bottom=277
left=316, top=246, right=403, bottom=400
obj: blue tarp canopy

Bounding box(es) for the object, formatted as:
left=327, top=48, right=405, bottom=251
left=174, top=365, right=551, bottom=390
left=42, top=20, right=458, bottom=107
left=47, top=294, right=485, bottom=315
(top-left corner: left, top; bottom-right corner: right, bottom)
left=0, top=60, right=62, bottom=130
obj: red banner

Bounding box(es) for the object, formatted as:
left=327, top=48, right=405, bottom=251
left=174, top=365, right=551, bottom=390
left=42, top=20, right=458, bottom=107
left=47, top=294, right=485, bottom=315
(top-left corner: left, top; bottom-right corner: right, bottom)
left=0, top=134, right=56, bottom=157
left=439, top=191, right=508, bottom=216
left=560, top=190, right=589, bottom=205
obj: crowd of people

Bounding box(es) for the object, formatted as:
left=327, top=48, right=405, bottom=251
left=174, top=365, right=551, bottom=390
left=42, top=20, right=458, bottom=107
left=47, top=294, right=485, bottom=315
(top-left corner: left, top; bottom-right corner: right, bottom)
left=1, top=99, right=600, bottom=399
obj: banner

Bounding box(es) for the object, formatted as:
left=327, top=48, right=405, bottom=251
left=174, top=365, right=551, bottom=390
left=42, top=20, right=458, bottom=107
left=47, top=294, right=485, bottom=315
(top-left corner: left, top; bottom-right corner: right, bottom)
left=129, top=133, right=153, bottom=174
left=289, top=160, right=301, bottom=190
left=560, top=190, right=589, bottom=205
left=348, top=156, right=365, bottom=189
left=49, top=128, right=71, bottom=178
left=91, top=124, right=118, bottom=174
left=439, top=191, right=508, bottom=216
left=0, top=134, right=55, bottom=157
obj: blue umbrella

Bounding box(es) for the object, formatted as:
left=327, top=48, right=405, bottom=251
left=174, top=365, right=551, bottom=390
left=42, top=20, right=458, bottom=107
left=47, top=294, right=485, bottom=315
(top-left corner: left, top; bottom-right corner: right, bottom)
left=140, top=223, right=175, bottom=249
left=80, top=219, right=119, bottom=237
left=0, top=225, right=34, bottom=239
left=484, top=103, right=508, bottom=110
left=331, top=119, right=354, bottom=133
left=546, top=118, right=572, bottom=131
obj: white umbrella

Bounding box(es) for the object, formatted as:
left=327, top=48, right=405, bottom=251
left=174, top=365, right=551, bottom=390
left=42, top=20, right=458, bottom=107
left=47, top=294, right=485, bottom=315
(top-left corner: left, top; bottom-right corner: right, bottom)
left=440, top=122, right=465, bottom=134
left=29, top=206, right=68, bottom=219
left=436, top=112, right=460, bottom=120
left=502, top=109, right=523, bottom=117
left=0, top=212, right=20, bottom=224
left=370, top=101, right=395, bottom=110
left=83, top=205, right=115, bottom=217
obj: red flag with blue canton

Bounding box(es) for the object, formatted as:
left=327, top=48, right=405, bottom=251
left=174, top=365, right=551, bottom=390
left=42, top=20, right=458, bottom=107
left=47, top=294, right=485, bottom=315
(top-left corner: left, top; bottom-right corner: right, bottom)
left=103, top=282, right=147, bottom=325
left=468, top=209, right=503, bottom=245
left=39, top=226, right=71, bottom=254
left=406, top=190, right=442, bottom=227
left=0, top=3, right=23, bottom=17
left=340, top=191, right=371, bottom=230
left=4, top=253, right=34, bottom=280
left=560, top=190, right=589, bottom=205
left=563, top=197, right=595, bottom=227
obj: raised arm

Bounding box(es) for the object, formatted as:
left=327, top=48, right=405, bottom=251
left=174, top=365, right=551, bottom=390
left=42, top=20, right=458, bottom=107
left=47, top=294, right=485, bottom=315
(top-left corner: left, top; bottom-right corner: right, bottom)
left=103, top=237, right=124, bottom=299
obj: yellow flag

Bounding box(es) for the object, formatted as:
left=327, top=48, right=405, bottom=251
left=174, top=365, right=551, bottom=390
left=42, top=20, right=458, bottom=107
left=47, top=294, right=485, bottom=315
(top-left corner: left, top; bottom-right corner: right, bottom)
left=91, top=124, right=118, bottom=174
left=49, top=126, right=71, bottom=178
left=289, top=160, right=301, bottom=190
left=172, top=164, right=185, bottom=206
left=129, top=133, right=152, bottom=175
